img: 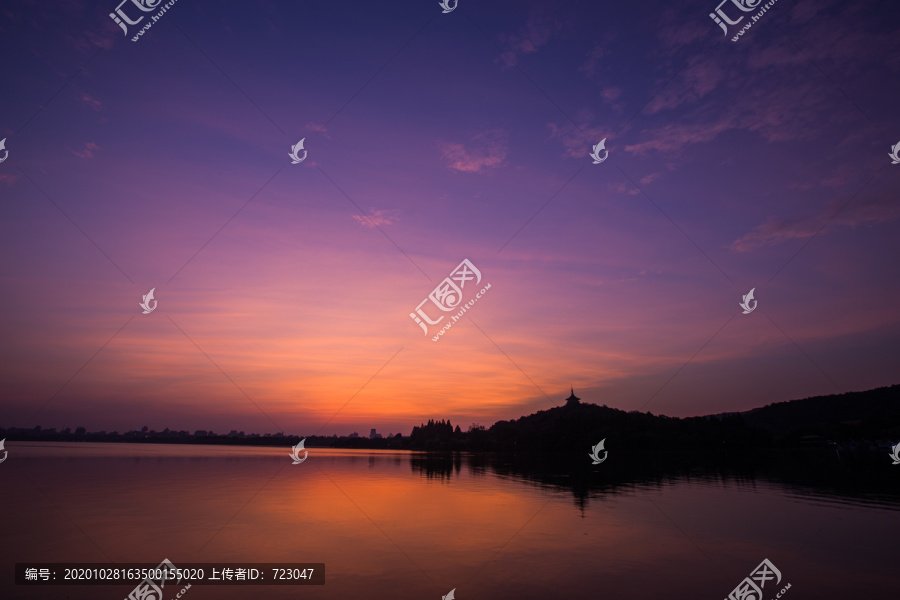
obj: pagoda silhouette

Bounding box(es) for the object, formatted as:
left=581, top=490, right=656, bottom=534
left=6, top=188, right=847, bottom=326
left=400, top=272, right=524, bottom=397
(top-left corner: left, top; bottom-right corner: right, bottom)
left=564, top=387, right=581, bottom=407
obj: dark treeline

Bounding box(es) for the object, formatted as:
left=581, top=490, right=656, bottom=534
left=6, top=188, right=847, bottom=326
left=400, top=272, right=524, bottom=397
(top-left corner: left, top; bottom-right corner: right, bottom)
left=403, top=385, right=900, bottom=455
left=4, top=385, right=898, bottom=454
left=405, top=402, right=766, bottom=455
left=741, top=384, right=900, bottom=443
left=0, top=426, right=408, bottom=450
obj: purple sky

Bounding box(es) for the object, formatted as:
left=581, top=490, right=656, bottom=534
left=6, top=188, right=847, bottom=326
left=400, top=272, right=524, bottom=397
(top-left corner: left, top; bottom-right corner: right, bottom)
left=1, top=0, right=899, bottom=436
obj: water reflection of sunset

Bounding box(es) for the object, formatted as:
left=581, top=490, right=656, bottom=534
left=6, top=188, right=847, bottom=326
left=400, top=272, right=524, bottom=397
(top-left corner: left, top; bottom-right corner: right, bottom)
left=5, top=444, right=900, bottom=599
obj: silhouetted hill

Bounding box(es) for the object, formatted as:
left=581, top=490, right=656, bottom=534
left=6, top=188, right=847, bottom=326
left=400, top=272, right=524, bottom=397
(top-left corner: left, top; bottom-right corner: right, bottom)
left=406, top=385, right=900, bottom=454
left=739, top=384, right=900, bottom=443
left=478, top=401, right=766, bottom=455
left=407, top=400, right=766, bottom=456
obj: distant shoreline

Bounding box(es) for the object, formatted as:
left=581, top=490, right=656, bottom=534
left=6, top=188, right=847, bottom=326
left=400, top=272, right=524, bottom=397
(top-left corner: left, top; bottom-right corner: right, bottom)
left=4, top=383, right=897, bottom=453
left=0, top=431, right=405, bottom=450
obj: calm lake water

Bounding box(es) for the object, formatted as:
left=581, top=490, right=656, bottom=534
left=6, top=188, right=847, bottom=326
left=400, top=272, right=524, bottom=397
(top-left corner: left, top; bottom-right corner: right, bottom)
left=1, top=442, right=898, bottom=599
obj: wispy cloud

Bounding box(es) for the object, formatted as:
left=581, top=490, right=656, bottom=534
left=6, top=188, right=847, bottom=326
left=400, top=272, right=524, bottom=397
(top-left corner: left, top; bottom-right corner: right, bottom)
left=78, top=29, right=117, bottom=52
left=546, top=121, right=608, bottom=159
left=732, top=191, right=900, bottom=252
left=608, top=172, right=659, bottom=195
left=496, top=6, right=562, bottom=68
left=580, top=43, right=607, bottom=76
left=438, top=129, right=508, bottom=173
left=306, top=122, right=329, bottom=137
left=352, top=208, right=399, bottom=228
left=630, top=1, right=895, bottom=158
left=640, top=173, right=661, bottom=185
left=70, top=142, right=100, bottom=159
left=600, top=87, right=622, bottom=103
left=79, top=93, right=103, bottom=111
left=644, top=57, right=724, bottom=115
left=609, top=181, right=640, bottom=196
left=623, top=117, right=733, bottom=156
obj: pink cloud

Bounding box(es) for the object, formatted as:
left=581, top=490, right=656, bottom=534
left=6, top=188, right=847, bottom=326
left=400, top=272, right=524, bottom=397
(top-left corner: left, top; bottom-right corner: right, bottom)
left=306, top=122, right=329, bottom=137
left=70, top=142, right=100, bottom=159
left=80, top=93, right=103, bottom=111
left=620, top=6, right=887, bottom=158
left=77, top=29, right=116, bottom=52
left=497, top=6, right=562, bottom=68
left=546, top=122, right=609, bottom=159
left=645, top=57, right=725, bottom=115
left=624, top=118, right=732, bottom=156
left=609, top=182, right=640, bottom=196
left=352, top=208, right=399, bottom=228
left=438, top=130, right=508, bottom=173
left=732, top=191, right=900, bottom=252
left=656, top=8, right=710, bottom=50
left=623, top=75, right=841, bottom=156
left=600, top=87, right=622, bottom=103
left=580, top=44, right=607, bottom=75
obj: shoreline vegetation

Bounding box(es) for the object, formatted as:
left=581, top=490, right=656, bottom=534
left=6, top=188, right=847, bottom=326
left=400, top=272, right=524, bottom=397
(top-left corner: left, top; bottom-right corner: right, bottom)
left=4, top=385, right=898, bottom=455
